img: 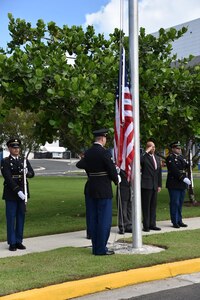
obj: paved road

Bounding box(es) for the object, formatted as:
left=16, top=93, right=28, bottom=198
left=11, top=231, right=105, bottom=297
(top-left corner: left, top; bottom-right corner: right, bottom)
left=30, top=159, right=200, bottom=177
left=130, top=283, right=200, bottom=299
left=30, top=158, right=81, bottom=176
left=75, top=272, right=200, bottom=300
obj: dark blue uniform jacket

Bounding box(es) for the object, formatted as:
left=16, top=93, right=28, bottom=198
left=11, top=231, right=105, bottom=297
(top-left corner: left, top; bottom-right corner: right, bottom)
left=1, top=155, right=35, bottom=201
left=84, top=144, right=118, bottom=199
left=166, top=153, right=188, bottom=189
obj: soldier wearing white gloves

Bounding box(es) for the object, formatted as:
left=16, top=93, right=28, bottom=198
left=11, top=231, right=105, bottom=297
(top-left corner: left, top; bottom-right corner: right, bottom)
left=166, top=141, right=191, bottom=228
left=1, top=138, right=34, bottom=251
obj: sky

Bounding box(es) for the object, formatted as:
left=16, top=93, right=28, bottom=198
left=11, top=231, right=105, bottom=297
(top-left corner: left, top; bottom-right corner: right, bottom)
left=0, top=0, right=200, bottom=48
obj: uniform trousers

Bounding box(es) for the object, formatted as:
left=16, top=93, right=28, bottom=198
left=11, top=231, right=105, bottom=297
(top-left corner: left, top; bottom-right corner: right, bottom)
left=117, top=186, right=132, bottom=232
left=5, top=200, right=25, bottom=245
left=168, top=189, right=185, bottom=225
left=141, top=188, right=157, bottom=230
left=85, top=193, right=92, bottom=238
left=88, top=197, right=112, bottom=255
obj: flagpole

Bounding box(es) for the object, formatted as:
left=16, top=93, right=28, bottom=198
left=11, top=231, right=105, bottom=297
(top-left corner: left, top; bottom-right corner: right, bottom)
left=129, top=0, right=142, bottom=248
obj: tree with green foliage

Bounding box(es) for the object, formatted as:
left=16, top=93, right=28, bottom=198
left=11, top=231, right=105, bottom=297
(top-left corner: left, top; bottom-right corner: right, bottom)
left=0, top=101, right=40, bottom=156
left=139, top=27, right=200, bottom=152
left=0, top=14, right=121, bottom=153
left=0, top=14, right=199, bottom=157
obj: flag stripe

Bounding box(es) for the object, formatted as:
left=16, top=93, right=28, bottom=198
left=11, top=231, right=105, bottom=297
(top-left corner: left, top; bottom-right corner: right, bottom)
left=114, top=48, right=134, bottom=181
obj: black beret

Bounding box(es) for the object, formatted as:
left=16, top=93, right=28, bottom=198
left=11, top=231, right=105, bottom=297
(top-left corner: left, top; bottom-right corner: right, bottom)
left=93, top=128, right=108, bottom=137
left=170, top=141, right=181, bottom=148
left=7, top=138, right=21, bottom=148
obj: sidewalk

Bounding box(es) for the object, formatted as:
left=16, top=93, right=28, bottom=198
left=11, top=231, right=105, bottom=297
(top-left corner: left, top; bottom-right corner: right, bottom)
left=0, top=217, right=200, bottom=300
left=0, top=217, right=200, bottom=258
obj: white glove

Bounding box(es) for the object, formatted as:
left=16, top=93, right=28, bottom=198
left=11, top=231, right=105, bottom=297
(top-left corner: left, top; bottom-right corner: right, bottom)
left=18, top=191, right=26, bottom=200
left=183, top=178, right=191, bottom=185
left=116, top=166, right=120, bottom=174
left=118, top=175, right=121, bottom=184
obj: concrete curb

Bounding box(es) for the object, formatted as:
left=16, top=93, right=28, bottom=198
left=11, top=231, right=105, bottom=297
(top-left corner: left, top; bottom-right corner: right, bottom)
left=1, top=257, right=200, bottom=300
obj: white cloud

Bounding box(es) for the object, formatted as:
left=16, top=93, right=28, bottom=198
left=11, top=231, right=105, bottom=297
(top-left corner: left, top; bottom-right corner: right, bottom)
left=84, top=0, right=200, bottom=35
left=84, top=0, right=122, bottom=35
left=140, top=0, right=200, bottom=33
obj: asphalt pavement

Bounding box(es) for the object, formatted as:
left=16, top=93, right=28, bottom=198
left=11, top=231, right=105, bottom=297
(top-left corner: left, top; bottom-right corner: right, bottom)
left=28, top=158, right=200, bottom=178
left=30, top=158, right=79, bottom=176
left=74, top=272, right=200, bottom=300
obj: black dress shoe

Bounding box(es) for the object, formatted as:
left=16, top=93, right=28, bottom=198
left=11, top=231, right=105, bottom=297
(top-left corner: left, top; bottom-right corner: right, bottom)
left=178, top=222, right=188, bottom=227
left=16, top=243, right=26, bottom=250
left=143, top=228, right=150, bottom=232
left=105, top=250, right=115, bottom=255
left=86, top=234, right=91, bottom=239
left=118, top=229, right=125, bottom=234
left=173, top=224, right=180, bottom=228
left=95, top=250, right=115, bottom=256
left=9, top=244, right=17, bottom=251
left=125, top=228, right=132, bottom=233
left=150, top=226, right=161, bottom=231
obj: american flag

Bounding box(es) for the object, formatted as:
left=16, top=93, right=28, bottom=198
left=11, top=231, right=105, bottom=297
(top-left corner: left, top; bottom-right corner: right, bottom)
left=114, top=48, right=134, bottom=181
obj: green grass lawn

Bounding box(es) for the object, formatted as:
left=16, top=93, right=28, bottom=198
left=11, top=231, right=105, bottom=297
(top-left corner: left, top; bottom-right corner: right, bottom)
left=1, top=230, right=200, bottom=296
left=0, top=177, right=89, bottom=240
left=0, top=176, right=199, bottom=240
left=0, top=176, right=200, bottom=296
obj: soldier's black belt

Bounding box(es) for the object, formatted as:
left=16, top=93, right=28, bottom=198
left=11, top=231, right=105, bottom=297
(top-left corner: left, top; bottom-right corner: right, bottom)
left=168, top=170, right=186, bottom=174
left=89, top=172, right=108, bottom=177
left=12, top=175, right=22, bottom=178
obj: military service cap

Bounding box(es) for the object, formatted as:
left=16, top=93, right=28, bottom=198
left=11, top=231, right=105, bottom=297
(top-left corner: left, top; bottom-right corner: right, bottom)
left=93, top=128, right=108, bottom=137
left=170, top=141, right=181, bottom=148
left=6, top=138, right=21, bottom=148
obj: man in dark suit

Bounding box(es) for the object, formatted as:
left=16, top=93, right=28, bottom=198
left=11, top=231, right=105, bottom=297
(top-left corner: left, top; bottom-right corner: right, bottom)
left=82, top=128, right=119, bottom=255
left=166, top=141, right=191, bottom=228
left=1, top=138, right=34, bottom=251
left=141, top=140, right=162, bottom=232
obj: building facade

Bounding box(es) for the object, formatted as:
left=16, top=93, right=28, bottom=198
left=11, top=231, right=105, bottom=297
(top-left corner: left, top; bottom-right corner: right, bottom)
left=152, top=18, right=200, bottom=59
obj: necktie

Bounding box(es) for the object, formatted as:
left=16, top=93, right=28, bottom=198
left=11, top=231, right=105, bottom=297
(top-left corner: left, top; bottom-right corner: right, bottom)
left=152, top=155, right=157, bottom=170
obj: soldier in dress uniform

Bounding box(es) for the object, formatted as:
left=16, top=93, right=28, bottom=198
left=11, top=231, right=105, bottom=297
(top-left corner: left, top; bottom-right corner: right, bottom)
left=1, top=138, right=34, bottom=251
left=76, top=157, right=92, bottom=239
left=116, top=169, right=132, bottom=234
left=166, top=141, right=191, bottom=228
left=82, top=129, right=119, bottom=255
